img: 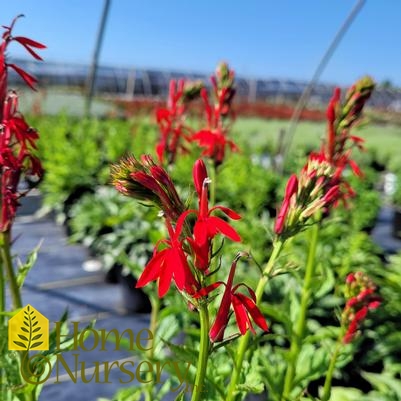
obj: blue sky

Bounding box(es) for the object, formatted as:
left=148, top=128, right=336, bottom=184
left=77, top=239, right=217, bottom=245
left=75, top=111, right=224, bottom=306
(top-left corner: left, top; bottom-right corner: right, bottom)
left=3, top=1, right=401, bottom=86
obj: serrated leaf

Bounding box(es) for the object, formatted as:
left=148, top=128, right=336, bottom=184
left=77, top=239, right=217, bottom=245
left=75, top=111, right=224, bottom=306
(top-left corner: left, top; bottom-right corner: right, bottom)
left=13, top=341, right=27, bottom=349
left=161, top=339, right=198, bottom=366
left=30, top=341, right=43, bottom=349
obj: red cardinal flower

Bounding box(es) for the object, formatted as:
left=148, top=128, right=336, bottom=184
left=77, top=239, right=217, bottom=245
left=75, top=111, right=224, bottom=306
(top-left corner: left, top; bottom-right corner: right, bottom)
left=0, top=18, right=44, bottom=232
left=194, top=253, right=268, bottom=342
left=136, top=216, right=198, bottom=298
left=342, top=271, right=381, bottom=344
left=155, top=79, right=203, bottom=164
left=322, top=78, right=374, bottom=176
left=193, top=160, right=241, bottom=244
left=0, top=15, right=46, bottom=97
left=190, top=64, right=238, bottom=166
left=191, top=129, right=238, bottom=166
left=187, top=159, right=241, bottom=271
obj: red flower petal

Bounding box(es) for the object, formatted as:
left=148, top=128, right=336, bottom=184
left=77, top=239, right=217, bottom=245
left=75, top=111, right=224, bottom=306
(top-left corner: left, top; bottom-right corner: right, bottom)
left=158, top=256, right=174, bottom=297
left=210, top=205, right=241, bottom=220
left=193, top=159, right=208, bottom=197
left=235, top=293, right=269, bottom=332
left=232, top=295, right=253, bottom=335
left=7, top=63, right=37, bottom=90
left=207, top=216, right=241, bottom=242
left=193, top=282, right=224, bottom=298
left=13, top=36, right=46, bottom=49
left=136, top=249, right=167, bottom=288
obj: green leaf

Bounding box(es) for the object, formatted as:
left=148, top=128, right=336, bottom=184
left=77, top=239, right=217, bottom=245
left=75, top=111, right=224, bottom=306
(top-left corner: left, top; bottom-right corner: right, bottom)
left=32, top=334, right=42, bottom=341
left=17, top=334, right=28, bottom=342
left=362, top=371, right=401, bottom=395
left=161, top=339, right=198, bottom=366
left=30, top=342, right=43, bottom=349
left=16, top=241, right=41, bottom=288
left=294, top=344, right=329, bottom=387
left=330, top=387, right=364, bottom=401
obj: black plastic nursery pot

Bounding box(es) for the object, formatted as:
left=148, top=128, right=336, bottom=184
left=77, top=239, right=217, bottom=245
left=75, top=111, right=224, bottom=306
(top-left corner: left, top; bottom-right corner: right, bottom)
left=118, top=269, right=152, bottom=314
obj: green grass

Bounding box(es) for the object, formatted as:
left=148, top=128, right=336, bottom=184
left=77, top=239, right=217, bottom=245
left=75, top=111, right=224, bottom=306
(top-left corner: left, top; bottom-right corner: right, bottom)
left=233, top=117, right=401, bottom=171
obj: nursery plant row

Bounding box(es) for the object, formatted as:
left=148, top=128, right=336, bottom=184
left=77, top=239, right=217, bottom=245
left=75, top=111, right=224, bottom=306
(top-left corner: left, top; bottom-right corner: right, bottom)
left=27, top=110, right=401, bottom=400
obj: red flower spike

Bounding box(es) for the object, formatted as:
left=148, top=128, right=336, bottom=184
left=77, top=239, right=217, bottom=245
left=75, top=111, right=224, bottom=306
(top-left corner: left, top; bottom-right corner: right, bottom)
left=0, top=28, right=43, bottom=235
left=154, top=78, right=198, bottom=165
left=342, top=271, right=381, bottom=344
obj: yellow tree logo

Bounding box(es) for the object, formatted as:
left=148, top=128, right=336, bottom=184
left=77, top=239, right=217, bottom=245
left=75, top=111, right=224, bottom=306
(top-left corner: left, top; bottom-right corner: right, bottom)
left=8, top=305, right=49, bottom=351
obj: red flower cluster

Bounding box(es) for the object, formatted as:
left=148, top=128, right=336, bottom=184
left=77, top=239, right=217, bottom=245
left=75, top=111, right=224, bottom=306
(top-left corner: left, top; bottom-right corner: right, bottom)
left=0, top=16, right=44, bottom=232
left=155, top=79, right=203, bottom=164
left=274, top=152, right=342, bottom=236
left=274, top=77, right=375, bottom=237
left=115, top=156, right=266, bottom=340
left=342, top=272, right=381, bottom=344
left=191, top=62, right=238, bottom=167
left=135, top=159, right=241, bottom=295
left=323, top=77, right=374, bottom=176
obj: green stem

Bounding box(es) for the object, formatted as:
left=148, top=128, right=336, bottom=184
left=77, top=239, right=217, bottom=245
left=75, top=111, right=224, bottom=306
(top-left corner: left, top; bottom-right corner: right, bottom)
left=144, top=296, right=160, bottom=401
left=0, top=231, right=28, bottom=400
left=191, top=304, right=210, bottom=401
left=281, top=222, right=320, bottom=401
left=0, top=231, right=22, bottom=310
left=321, top=341, right=341, bottom=401
left=226, top=240, right=284, bottom=401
